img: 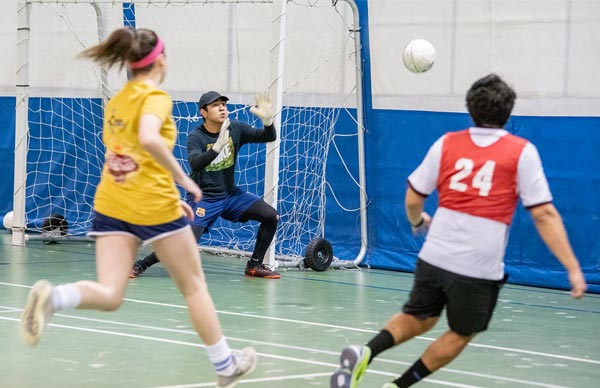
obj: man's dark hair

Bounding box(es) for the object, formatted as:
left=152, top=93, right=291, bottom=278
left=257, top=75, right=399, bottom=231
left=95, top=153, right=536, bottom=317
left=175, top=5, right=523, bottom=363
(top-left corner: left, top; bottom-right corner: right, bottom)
left=466, top=74, right=516, bottom=128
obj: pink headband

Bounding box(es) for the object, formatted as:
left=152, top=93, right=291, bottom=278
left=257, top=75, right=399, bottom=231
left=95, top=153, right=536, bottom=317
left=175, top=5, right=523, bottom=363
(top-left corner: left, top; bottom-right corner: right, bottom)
left=129, top=36, right=164, bottom=69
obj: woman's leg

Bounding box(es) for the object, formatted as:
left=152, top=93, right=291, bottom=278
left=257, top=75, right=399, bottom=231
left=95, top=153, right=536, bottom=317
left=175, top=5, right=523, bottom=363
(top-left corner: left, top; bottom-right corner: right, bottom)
left=130, top=225, right=205, bottom=277
left=152, top=226, right=257, bottom=384
left=151, top=226, right=222, bottom=344
left=76, top=234, right=139, bottom=310
left=21, top=234, right=138, bottom=346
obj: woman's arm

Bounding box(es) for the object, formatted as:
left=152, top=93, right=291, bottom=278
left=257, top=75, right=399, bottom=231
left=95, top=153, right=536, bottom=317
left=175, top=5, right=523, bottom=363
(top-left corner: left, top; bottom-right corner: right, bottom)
left=138, top=113, right=201, bottom=202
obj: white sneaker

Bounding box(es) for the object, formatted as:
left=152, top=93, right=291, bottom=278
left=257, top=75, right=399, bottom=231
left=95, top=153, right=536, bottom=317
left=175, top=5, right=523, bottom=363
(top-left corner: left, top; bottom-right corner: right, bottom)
left=20, top=280, right=54, bottom=346
left=330, top=345, right=372, bottom=388
left=216, top=347, right=257, bottom=388
left=381, top=384, right=398, bottom=388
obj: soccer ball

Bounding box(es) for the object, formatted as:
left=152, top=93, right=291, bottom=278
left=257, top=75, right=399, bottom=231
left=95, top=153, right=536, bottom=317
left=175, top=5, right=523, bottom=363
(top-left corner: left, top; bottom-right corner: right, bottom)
left=403, top=39, right=436, bottom=73
left=2, top=211, right=13, bottom=230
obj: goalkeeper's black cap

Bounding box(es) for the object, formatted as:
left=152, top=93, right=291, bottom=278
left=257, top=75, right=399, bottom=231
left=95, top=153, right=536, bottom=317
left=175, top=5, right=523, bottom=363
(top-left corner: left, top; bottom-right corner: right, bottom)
left=198, top=91, right=229, bottom=111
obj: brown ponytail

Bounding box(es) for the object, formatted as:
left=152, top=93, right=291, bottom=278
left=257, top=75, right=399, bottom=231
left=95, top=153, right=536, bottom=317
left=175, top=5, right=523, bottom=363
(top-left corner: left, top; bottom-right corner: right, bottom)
left=79, top=27, right=159, bottom=72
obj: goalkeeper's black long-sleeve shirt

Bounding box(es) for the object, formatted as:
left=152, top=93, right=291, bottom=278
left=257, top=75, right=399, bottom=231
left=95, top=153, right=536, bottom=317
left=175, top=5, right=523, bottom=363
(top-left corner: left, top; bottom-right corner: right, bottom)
left=187, top=120, right=276, bottom=199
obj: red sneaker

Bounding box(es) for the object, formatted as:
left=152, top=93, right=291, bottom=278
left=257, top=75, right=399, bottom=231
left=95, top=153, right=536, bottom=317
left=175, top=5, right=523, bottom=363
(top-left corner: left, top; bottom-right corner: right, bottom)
left=244, top=264, right=281, bottom=279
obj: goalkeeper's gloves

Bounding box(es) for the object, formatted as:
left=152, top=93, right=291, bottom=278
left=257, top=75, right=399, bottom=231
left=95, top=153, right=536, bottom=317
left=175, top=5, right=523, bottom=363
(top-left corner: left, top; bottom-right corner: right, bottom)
left=212, top=119, right=230, bottom=153
left=250, top=92, right=274, bottom=126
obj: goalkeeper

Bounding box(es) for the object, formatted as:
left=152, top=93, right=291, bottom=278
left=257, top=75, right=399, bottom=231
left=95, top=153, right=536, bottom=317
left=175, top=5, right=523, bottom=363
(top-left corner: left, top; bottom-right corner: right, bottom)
left=130, top=91, right=280, bottom=279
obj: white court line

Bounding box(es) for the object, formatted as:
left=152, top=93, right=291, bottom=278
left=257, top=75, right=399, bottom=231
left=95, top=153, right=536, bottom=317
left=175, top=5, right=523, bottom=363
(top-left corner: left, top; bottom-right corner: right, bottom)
left=0, top=306, right=21, bottom=313
left=0, top=294, right=600, bottom=365
left=0, top=281, right=31, bottom=289
left=148, top=373, right=487, bottom=388
left=2, top=280, right=599, bottom=365
left=0, top=315, right=488, bottom=388
left=2, top=281, right=599, bottom=366
left=121, top=297, right=600, bottom=366
left=1, top=282, right=596, bottom=388
left=0, top=310, right=578, bottom=388
left=374, top=357, right=578, bottom=388
left=125, top=296, right=378, bottom=332
left=148, top=373, right=332, bottom=388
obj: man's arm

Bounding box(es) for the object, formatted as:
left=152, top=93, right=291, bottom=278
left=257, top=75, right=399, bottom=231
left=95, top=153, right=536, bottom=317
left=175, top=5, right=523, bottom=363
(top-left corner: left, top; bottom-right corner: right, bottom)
left=405, top=186, right=431, bottom=234
left=404, top=136, right=444, bottom=234
left=250, top=123, right=276, bottom=142
left=138, top=114, right=201, bottom=202
left=529, top=203, right=587, bottom=298
left=187, top=129, right=219, bottom=172
left=233, top=120, right=276, bottom=145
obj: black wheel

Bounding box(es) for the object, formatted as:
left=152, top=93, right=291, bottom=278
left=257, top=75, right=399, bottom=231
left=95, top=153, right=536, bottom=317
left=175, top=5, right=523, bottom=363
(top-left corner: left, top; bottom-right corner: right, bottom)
left=304, top=237, right=334, bottom=271
left=41, top=214, right=68, bottom=244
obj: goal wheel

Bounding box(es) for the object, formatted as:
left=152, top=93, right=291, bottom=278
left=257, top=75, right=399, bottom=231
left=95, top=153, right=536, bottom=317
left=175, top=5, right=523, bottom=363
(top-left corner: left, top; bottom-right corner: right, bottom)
left=41, top=214, right=68, bottom=244
left=304, top=237, right=333, bottom=271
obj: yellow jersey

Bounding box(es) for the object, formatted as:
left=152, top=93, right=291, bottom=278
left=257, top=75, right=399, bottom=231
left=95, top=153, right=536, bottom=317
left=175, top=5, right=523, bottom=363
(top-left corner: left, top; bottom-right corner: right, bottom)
left=94, top=81, right=182, bottom=225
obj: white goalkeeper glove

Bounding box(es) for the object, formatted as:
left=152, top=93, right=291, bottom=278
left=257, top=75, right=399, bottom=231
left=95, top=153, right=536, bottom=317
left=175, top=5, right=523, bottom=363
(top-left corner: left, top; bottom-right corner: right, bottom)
left=249, top=92, right=273, bottom=126
left=212, top=119, right=230, bottom=153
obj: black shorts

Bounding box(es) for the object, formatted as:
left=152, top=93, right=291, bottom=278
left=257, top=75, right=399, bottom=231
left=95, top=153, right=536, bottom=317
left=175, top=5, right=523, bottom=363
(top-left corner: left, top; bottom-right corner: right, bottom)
left=402, top=259, right=505, bottom=336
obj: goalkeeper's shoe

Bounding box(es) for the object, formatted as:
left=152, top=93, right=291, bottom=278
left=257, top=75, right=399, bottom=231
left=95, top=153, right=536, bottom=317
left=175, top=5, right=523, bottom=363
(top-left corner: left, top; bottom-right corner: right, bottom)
left=330, top=345, right=371, bottom=388
left=216, top=347, right=257, bottom=388
left=244, top=263, right=280, bottom=279
left=21, top=280, right=54, bottom=346
left=129, top=262, right=146, bottom=278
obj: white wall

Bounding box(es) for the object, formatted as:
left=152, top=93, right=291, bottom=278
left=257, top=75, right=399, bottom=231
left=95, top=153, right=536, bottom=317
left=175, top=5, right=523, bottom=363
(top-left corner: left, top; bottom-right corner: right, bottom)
left=2, top=0, right=599, bottom=115
left=1, top=1, right=356, bottom=109
left=0, top=0, right=17, bottom=96
left=369, top=0, right=600, bottom=115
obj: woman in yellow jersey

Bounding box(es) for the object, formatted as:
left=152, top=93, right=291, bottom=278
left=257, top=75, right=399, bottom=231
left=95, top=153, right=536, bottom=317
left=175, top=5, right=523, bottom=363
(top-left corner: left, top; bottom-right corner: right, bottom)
left=20, top=27, right=256, bottom=388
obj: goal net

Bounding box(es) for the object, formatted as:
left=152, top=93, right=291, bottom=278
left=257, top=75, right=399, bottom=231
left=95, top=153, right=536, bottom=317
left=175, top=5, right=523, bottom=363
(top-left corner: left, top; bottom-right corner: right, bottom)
left=15, top=0, right=363, bottom=263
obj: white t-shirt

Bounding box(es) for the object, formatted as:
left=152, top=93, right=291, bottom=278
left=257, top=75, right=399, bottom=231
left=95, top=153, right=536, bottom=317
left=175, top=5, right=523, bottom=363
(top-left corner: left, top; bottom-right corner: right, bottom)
left=408, top=127, right=553, bottom=280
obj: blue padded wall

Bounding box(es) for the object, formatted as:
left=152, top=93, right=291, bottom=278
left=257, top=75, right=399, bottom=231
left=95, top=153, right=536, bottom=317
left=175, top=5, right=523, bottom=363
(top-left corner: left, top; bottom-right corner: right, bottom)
left=1, top=96, right=597, bottom=293
left=363, top=108, right=599, bottom=293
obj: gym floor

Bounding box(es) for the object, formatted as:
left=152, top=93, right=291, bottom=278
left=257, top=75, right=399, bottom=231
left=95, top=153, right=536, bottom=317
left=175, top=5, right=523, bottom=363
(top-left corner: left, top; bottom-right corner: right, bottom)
left=1, top=231, right=599, bottom=388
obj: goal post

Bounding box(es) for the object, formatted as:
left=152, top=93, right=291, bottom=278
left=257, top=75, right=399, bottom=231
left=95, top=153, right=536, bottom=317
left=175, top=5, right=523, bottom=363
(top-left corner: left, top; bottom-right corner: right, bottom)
left=13, top=0, right=30, bottom=247
left=12, top=0, right=368, bottom=269
left=262, top=0, right=285, bottom=268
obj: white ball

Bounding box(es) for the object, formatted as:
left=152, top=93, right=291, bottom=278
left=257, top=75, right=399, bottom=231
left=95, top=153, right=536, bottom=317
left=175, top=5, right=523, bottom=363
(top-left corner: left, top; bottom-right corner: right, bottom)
left=3, top=211, right=13, bottom=230
left=403, top=39, right=436, bottom=73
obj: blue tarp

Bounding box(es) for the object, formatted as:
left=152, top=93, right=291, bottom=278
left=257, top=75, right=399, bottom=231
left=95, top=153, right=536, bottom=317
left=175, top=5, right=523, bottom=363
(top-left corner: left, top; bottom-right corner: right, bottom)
left=0, top=97, right=597, bottom=293
left=0, top=97, right=16, bottom=218
left=363, top=109, right=600, bottom=293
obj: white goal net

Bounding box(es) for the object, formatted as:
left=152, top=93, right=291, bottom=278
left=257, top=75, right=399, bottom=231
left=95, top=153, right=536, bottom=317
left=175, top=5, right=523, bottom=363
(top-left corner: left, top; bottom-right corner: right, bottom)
left=15, top=0, right=364, bottom=263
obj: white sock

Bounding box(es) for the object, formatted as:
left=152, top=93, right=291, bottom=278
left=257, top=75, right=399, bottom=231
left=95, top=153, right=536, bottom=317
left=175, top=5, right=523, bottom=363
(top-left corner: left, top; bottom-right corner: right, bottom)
left=206, top=336, right=236, bottom=376
left=52, top=283, right=82, bottom=311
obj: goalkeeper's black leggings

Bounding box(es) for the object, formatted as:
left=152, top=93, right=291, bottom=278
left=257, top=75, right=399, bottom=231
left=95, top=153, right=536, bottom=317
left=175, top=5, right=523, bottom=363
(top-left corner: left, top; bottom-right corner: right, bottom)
left=135, top=199, right=278, bottom=270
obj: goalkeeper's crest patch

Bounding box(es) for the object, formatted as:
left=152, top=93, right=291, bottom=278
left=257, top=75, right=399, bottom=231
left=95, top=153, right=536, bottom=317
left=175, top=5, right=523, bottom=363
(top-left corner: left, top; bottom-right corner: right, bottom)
left=195, top=207, right=206, bottom=218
